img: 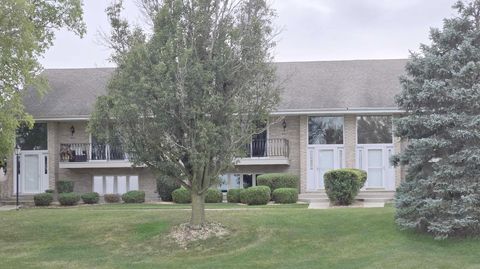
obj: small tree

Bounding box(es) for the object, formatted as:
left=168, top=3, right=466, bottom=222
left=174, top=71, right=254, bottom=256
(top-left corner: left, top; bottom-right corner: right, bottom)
left=90, top=0, right=279, bottom=227
left=394, top=0, right=480, bottom=238
left=0, top=0, right=85, bottom=161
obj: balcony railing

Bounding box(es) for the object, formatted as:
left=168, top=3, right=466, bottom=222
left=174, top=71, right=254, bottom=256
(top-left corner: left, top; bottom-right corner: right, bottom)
left=245, top=138, right=289, bottom=158
left=60, top=143, right=128, bottom=162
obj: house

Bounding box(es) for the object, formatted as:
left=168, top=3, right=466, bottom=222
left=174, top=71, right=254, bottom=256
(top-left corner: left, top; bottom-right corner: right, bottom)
left=0, top=59, right=408, bottom=203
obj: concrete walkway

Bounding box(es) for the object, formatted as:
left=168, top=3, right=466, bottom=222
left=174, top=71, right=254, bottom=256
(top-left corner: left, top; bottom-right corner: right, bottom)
left=0, top=205, right=18, bottom=211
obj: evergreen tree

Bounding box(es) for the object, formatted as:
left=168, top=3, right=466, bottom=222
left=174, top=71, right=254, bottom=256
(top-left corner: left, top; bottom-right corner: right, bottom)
left=394, top=0, right=480, bottom=238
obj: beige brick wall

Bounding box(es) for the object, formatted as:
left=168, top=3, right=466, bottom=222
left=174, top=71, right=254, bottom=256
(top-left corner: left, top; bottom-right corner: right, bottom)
left=344, top=115, right=357, bottom=168
left=299, top=116, right=308, bottom=193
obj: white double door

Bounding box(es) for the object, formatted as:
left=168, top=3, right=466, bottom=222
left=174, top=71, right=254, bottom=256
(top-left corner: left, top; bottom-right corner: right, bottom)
left=14, top=150, right=49, bottom=194
left=356, top=145, right=395, bottom=190
left=307, top=145, right=344, bottom=191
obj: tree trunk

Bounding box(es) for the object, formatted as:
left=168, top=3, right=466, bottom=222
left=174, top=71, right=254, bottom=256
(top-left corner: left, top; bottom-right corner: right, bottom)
left=190, top=192, right=206, bottom=228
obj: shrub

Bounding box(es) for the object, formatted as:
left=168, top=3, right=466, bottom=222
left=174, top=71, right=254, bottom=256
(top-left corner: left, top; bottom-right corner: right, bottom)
left=81, top=192, right=100, bottom=204
left=122, top=190, right=146, bottom=203
left=324, top=169, right=367, bottom=205
left=227, top=189, right=241, bottom=203
left=156, top=176, right=181, bottom=201
left=172, top=188, right=191, bottom=204
left=56, top=180, right=74, bottom=193
left=104, top=194, right=121, bottom=203
left=58, top=192, right=81, bottom=206
left=272, top=188, right=298, bottom=204
left=240, top=186, right=271, bottom=205
left=256, top=173, right=299, bottom=191
left=34, top=193, right=53, bottom=206
left=45, top=189, right=54, bottom=194
left=205, top=189, right=223, bottom=203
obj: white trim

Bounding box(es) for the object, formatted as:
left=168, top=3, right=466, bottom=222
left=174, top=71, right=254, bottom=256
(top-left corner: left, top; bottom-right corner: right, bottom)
left=272, top=108, right=405, bottom=116
left=59, top=161, right=136, bottom=169
left=235, top=157, right=289, bottom=166
left=33, top=117, right=89, bottom=121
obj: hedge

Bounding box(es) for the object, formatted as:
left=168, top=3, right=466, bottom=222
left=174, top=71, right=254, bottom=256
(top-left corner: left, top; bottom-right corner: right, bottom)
left=56, top=180, right=74, bottom=193
left=34, top=193, right=53, bottom=206
left=156, top=175, right=181, bottom=201
left=240, top=186, right=271, bottom=205
left=81, top=192, right=100, bottom=204
left=272, top=188, right=298, bottom=204
left=205, top=189, right=223, bottom=203
left=122, top=191, right=146, bottom=203
left=227, top=189, right=241, bottom=203
left=256, top=173, right=299, bottom=191
left=58, top=192, right=81, bottom=206
left=324, top=168, right=367, bottom=205
left=104, top=194, right=121, bottom=203
left=172, top=188, right=191, bottom=204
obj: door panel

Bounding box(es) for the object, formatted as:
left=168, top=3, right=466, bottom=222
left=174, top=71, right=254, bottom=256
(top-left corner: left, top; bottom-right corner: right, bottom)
left=356, top=145, right=395, bottom=190
left=307, top=146, right=344, bottom=191
left=318, top=150, right=334, bottom=189
left=367, top=149, right=383, bottom=187
left=24, top=155, right=40, bottom=193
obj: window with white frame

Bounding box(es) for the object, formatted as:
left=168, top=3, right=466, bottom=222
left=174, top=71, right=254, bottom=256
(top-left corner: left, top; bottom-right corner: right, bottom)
left=93, top=175, right=139, bottom=195
left=218, top=173, right=262, bottom=191
left=357, top=116, right=393, bottom=144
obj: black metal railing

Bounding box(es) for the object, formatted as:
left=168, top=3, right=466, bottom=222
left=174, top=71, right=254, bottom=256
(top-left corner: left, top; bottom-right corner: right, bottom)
left=59, top=143, right=128, bottom=162
left=246, top=138, right=289, bottom=158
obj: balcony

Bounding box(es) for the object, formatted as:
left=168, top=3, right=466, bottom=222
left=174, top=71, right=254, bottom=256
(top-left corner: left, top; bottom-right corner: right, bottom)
left=59, top=143, right=133, bottom=169
left=236, top=138, right=290, bottom=166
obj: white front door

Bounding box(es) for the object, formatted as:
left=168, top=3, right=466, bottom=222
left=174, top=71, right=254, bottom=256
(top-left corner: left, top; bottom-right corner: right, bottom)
left=15, top=151, right=49, bottom=194
left=307, top=146, right=344, bottom=191
left=356, top=145, right=395, bottom=190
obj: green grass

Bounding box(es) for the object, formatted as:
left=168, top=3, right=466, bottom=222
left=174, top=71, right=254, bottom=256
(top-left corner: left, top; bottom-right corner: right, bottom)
left=1, top=204, right=480, bottom=269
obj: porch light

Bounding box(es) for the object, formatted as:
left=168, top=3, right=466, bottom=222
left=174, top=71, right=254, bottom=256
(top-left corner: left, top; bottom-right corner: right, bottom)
left=70, top=125, right=75, bottom=136
left=14, top=144, right=21, bottom=155
left=282, top=119, right=287, bottom=131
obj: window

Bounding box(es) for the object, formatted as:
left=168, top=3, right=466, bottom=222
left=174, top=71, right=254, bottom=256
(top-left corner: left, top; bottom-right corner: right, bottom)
left=16, top=123, right=47, bottom=150
left=308, top=117, right=344, bottom=144
left=357, top=116, right=393, bottom=144
left=93, top=175, right=138, bottom=195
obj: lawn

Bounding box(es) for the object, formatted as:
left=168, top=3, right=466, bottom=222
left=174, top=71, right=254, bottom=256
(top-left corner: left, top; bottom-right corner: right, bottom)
left=1, top=204, right=480, bottom=269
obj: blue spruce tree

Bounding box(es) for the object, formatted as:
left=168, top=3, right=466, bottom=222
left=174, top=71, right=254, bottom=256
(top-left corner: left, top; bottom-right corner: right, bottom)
left=394, top=0, right=480, bottom=239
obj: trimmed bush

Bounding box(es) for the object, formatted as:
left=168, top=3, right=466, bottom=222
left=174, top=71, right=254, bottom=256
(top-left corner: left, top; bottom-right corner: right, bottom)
left=58, top=192, right=81, bottom=206
left=45, top=189, right=54, bottom=194
left=156, top=176, right=181, bottom=201
left=324, top=168, right=367, bottom=205
left=205, top=189, right=223, bottom=203
left=256, top=173, right=299, bottom=191
left=227, top=189, right=241, bottom=203
left=240, top=186, right=271, bottom=205
left=34, top=193, right=53, bottom=206
left=56, top=180, right=74, bottom=193
left=104, top=194, right=121, bottom=203
left=81, top=192, right=100, bottom=204
left=272, top=188, right=298, bottom=204
left=172, top=188, right=191, bottom=204
left=122, top=190, right=146, bottom=203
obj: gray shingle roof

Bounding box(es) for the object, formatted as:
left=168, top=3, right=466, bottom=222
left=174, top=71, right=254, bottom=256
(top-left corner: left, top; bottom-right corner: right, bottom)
left=24, top=59, right=407, bottom=119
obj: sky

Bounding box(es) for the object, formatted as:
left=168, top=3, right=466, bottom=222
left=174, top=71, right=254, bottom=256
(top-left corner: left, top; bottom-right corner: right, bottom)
left=40, top=0, right=458, bottom=68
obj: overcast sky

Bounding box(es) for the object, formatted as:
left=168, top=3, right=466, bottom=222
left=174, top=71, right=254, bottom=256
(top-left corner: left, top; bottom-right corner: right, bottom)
left=40, top=0, right=458, bottom=68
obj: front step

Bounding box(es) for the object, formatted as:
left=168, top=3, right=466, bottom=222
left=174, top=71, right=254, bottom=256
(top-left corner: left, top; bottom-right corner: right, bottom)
left=299, top=191, right=395, bottom=204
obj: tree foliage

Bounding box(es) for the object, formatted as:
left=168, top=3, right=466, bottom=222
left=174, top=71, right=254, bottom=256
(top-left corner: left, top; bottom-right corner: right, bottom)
left=394, top=0, right=480, bottom=239
left=0, top=0, right=85, bottom=164
left=90, top=0, right=279, bottom=226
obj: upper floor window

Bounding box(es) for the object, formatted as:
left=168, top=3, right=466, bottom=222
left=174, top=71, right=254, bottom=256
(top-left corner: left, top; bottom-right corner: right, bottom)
left=357, top=116, right=393, bottom=144
left=16, top=123, right=47, bottom=150
left=308, top=117, right=344, bottom=144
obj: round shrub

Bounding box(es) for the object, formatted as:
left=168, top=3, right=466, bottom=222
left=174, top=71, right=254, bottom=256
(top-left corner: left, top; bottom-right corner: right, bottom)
left=122, top=190, right=146, bottom=203
left=81, top=192, right=100, bottom=204
left=240, top=186, right=271, bottom=205
left=205, top=189, right=223, bottom=203
left=324, top=168, right=367, bottom=205
left=34, top=193, right=53, bottom=206
left=56, top=180, right=74, bottom=193
left=45, top=189, right=54, bottom=194
left=58, top=192, right=81, bottom=206
left=104, top=194, right=121, bottom=203
left=256, top=173, right=299, bottom=191
left=172, top=188, right=191, bottom=204
left=156, top=175, right=181, bottom=201
left=227, top=189, right=241, bottom=203
left=272, top=188, right=298, bottom=204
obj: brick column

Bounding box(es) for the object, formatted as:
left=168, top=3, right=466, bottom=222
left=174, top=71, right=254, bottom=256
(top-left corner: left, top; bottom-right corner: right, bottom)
left=344, top=115, right=356, bottom=168
left=299, top=115, right=308, bottom=193
left=47, top=122, right=59, bottom=190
